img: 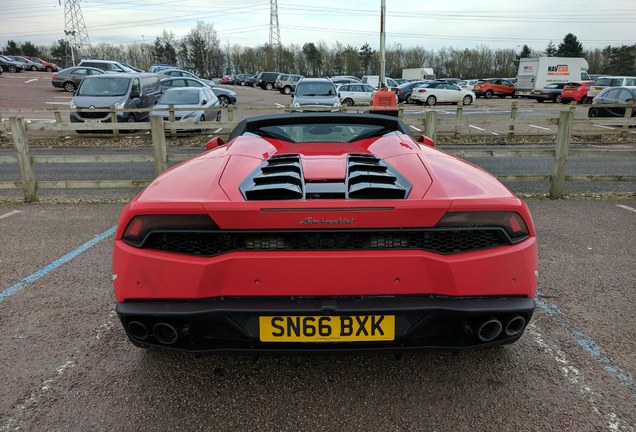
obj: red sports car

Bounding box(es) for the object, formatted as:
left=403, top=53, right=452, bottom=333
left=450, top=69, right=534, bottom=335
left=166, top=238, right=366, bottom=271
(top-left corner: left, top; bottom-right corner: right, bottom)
left=112, top=113, right=538, bottom=353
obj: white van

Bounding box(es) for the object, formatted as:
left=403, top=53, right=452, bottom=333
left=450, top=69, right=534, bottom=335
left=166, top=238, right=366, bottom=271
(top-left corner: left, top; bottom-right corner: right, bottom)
left=361, top=75, right=399, bottom=91
left=586, top=76, right=636, bottom=102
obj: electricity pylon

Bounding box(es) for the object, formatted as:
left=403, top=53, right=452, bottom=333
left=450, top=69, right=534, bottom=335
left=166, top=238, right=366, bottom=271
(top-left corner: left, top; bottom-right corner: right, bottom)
left=62, top=0, right=91, bottom=65
left=269, top=0, right=281, bottom=48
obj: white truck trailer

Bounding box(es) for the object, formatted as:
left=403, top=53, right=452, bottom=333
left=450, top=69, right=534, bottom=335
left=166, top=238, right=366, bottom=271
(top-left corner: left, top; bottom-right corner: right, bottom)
left=402, top=68, right=436, bottom=80
left=515, top=57, right=590, bottom=97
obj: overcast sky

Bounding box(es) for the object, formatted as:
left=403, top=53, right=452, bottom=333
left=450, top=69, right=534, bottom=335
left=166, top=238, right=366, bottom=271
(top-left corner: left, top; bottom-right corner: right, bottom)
left=3, top=0, right=636, bottom=52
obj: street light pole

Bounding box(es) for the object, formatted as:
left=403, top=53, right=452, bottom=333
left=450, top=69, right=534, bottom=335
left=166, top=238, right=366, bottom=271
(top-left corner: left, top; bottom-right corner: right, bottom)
left=379, top=0, right=386, bottom=88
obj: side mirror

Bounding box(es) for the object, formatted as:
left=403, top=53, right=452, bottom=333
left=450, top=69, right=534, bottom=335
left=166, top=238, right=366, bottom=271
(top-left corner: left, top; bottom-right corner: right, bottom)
left=201, top=100, right=207, bottom=105
left=290, top=91, right=294, bottom=97
left=416, top=135, right=435, bottom=147
left=206, top=136, right=226, bottom=150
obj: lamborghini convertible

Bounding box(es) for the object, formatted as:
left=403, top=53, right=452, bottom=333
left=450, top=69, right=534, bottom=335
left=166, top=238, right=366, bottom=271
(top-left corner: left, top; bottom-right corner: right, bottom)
left=112, top=113, right=538, bottom=353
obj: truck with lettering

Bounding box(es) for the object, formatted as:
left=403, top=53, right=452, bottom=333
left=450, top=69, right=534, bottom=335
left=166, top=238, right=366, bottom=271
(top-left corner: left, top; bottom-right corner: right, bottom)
left=515, top=57, right=590, bottom=97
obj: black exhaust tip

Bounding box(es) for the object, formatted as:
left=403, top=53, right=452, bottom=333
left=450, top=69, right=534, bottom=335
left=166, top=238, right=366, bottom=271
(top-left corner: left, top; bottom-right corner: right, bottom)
left=505, top=315, right=526, bottom=337
left=476, top=317, right=503, bottom=342
left=153, top=323, right=179, bottom=345
left=127, top=321, right=149, bottom=341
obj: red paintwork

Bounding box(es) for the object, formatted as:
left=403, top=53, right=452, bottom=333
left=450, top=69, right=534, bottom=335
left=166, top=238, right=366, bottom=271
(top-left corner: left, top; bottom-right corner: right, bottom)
left=113, top=129, right=537, bottom=303
left=561, top=80, right=594, bottom=103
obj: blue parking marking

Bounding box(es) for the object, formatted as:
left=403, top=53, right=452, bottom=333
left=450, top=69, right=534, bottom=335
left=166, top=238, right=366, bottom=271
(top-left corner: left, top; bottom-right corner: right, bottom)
left=0, top=226, right=116, bottom=302
left=536, top=293, right=634, bottom=395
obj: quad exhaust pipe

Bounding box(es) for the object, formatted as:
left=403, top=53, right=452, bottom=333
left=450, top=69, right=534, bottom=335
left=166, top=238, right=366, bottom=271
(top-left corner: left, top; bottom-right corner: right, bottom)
left=476, top=317, right=503, bottom=342
left=127, top=321, right=180, bottom=345
left=504, top=315, right=526, bottom=337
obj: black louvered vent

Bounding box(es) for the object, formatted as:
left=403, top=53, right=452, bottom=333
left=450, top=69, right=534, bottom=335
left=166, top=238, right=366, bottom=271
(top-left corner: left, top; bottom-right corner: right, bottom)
left=347, top=154, right=411, bottom=199
left=240, top=154, right=411, bottom=200
left=241, top=154, right=304, bottom=200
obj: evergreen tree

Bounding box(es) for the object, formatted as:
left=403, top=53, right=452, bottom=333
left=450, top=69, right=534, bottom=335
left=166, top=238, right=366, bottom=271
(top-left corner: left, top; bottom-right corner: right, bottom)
left=21, top=41, right=40, bottom=57
left=604, top=44, right=636, bottom=75
left=544, top=41, right=557, bottom=57
left=358, top=43, right=375, bottom=75
left=4, top=40, right=20, bottom=55
left=557, top=33, right=583, bottom=57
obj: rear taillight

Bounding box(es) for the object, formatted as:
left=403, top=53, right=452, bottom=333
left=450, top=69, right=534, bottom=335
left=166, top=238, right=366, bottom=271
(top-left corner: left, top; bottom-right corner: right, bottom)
left=436, top=212, right=529, bottom=243
left=122, top=214, right=218, bottom=246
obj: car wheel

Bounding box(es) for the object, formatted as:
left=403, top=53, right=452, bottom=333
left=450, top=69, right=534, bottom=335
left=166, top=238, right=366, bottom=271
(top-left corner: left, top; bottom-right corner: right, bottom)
left=343, top=98, right=355, bottom=107
left=218, top=95, right=229, bottom=107
left=426, top=96, right=437, bottom=106
left=283, top=86, right=292, bottom=95
left=265, top=83, right=273, bottom=91
left=405, top=95, right=414, bottom=104
left=45, top=66, right=53, bottom=72
left=63, top=81, right=76, bottom=92
left=484, top=90, right=493, bottom=99
left=588, top=108, right=599, bottom=117
left=555, top=95, right=562, bottom=103
left=240, top=81, right=246, bottom=86
left=252, top=82, right=258, bottom=88
left=31, top=65, right=38, bottom=71
left=8, top=65, right=17, bottom=73
left=462, top=95, right=473, bottom=105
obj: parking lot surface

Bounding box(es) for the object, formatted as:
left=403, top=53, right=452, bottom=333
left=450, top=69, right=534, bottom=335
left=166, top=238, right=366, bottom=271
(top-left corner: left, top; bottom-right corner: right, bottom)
left=0, top=199, right=634, bottom=431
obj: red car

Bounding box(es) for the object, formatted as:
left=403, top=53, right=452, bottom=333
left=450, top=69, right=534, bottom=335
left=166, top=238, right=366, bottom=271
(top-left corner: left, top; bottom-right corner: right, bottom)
left=112, top=113, right=538, bottom=353
left=560, top=80, right=594, bottom=104
left=472, top=79, right=517, bottom=99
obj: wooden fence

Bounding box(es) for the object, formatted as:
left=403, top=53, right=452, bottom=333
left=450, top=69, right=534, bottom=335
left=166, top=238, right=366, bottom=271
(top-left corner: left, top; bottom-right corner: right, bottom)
left=1, top=104, right=635, bottom=202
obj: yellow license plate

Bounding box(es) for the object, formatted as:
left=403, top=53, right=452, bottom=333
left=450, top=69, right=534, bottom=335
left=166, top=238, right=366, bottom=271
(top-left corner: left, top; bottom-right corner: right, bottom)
left=259, top=315, right=395, bottom=342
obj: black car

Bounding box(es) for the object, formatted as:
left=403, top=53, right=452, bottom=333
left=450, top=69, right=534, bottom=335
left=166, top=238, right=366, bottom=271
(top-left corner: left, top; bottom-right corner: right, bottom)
left=0, top=55, right=25, bottom=73
left=396, top=80, right=431, bottom=104
left=255, top=71, right=281, bottom=90
left=588, top=86, right=636, bottom=118
left=530, top=82, right=570, bottom=103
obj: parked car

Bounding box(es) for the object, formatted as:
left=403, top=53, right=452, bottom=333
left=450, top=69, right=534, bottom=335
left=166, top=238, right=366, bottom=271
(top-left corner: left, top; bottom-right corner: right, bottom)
left=235, top=74, right=253, bottom=86
left=529, top=82, right=570, bottom=103
left=560, top=80, right=594, bottom=104
left=472, top=79, right=517, bottom=99
left=245, top=75, right=258, bottom=87
left=337, top=83, right=376, bottom=106
left=410, top=82, right=476, bottom=106
left=255, top=71, right=281, bottom=90
left=157, top=68, right=198, bottom=79
left=330, top=77, right=361, bottom=86
left=69, top=73, right=162, bottom=125
left=26, top=56, right=59, bottom=72
left=160, top=77, right=237, bottom=107
left=437, top=78, right=462, bottom=85
left=112, top=112, right=538, bottom=353
left=0, top=55, right=25, bottom=73
left=361, top=75, right=399, bottom=91
left=395, top=80, right=430, bottom=104
left=152, top=87, right=221, bottom=127
left=149, top=64, right=175, bottom=73
left=586, top=76, right=636, bottom=102
left=7, top=55, right=46, bottom=71
left=588, top=86, right=636, bottom=118
left=275, top=73, right=303, bottom=95
left=51, top=66, right=106, bottom=92
left=78, top=59, right=137, bottom=73
left=291, top=77, right=341, bottom=111
left=457, top=79, right=480, bottom=91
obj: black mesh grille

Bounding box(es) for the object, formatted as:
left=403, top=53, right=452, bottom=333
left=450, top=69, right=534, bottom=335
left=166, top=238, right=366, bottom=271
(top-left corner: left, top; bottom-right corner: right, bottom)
left=77, top=111, right=109, bottom=120
left=140, top=228, right=508, bottom=257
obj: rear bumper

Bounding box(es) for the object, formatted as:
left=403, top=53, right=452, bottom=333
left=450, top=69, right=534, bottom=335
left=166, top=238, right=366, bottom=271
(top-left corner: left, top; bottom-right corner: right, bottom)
left=116, top=296, right=535, bottom=353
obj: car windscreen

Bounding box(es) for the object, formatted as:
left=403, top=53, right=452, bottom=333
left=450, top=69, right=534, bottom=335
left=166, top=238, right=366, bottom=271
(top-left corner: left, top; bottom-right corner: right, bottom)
left=296, top=83, right=336, bottom=97
left=77, top=77, right=131, bottom=96
left=255, top=123, right=390, bottom=143
left=158, top=90, right=200, bottom=105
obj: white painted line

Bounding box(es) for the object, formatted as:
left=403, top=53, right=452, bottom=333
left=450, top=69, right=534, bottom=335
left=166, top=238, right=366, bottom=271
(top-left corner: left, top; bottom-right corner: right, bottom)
left=491, top=131, right=500, bottom=136
left=529, top=124, right=551, bottom=131
left=213, top=128, right=223, bottom=133
left=274, top=103, right=285, bottom=108
left=528, top=324, right=629, bottom=432
left=45, top=101, right=70, bottom=105
left=53, top=96, right=73, bottom=99
left=594, top=125, right=615, bottom=130
left=0, top=210, right=22, bottom=220
left=25, top=79, right=38, bottom=84
left=469, top=124, right=485, bottom=131
left=409, top=125, right=422, bottom=132
left=616, top=204, right=636, bottom=213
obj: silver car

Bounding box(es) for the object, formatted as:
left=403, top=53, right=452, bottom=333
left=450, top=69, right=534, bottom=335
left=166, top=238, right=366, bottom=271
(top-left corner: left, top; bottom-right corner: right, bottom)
left=291, top=78, right=341, bottom=111
left=152, top=87, right=221, bottom=128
